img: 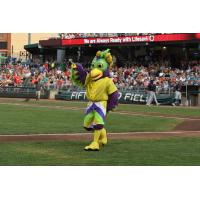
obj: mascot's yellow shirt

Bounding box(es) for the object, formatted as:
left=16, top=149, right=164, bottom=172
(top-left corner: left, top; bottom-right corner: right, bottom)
left=85, top=75, right=117, bottom=102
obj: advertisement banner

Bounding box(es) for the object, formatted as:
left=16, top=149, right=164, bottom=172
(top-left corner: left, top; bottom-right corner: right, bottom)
left=55, top=91, right=174, bottom=105
left=61, top=33, right=200, bottom=46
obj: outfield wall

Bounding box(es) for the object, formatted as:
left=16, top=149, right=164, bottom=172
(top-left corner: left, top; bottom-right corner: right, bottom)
left=54, top=87, right=200, bottom=106
left=55, top=90, right=175, bottom=105
left=0, top=86, right=200, bottom=106
left=0, top=87, right=49, bottom=99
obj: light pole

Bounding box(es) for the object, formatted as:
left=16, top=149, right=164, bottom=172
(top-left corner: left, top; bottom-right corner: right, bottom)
left=28, top=33, right=31, bottom=44
left=27, top=33, right=32, bottom=62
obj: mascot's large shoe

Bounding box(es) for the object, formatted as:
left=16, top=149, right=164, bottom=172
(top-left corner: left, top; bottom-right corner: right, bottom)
left=98, top=128, right=107, bottom=146
left=84, top=141, right=100, bottom=151
left=84, top=129, right=102, bottom=151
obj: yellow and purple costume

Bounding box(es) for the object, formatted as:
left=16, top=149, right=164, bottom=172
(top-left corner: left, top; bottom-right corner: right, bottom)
left=70, top=49, right=119, bottom=151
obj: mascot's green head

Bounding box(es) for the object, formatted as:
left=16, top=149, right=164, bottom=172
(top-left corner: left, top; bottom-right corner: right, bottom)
left=90, top=49, right=113, bottom=81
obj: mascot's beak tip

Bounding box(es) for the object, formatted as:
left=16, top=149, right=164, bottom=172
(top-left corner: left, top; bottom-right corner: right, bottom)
left=90, top=68, right=103, bottom=80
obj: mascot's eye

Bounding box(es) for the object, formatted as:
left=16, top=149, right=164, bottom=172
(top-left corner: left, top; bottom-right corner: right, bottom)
left=98, top=64, right=103, bottom=68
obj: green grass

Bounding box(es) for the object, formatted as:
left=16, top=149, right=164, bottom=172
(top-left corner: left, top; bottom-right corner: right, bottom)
left=1, top=98, right=200, bottom=117
left=0, top=103, right=181, bottom=134
left=1, top=137, right=200, bottom=165
left=117, top=104, right=200, bottom=117
left=23, top=99, right=200, bottom=117
left=0, top=99, right=199, bottom=166
left=0, top=98, right=87, bottom=108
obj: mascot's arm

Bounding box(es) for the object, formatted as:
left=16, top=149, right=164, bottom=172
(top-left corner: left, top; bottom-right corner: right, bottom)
left=70, top=63, right=88, bottom=87
left=107, top=90, right=119, bottom=112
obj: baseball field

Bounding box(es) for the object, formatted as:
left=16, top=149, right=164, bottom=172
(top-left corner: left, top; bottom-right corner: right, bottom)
left=0, top=98, right=200, bottom=166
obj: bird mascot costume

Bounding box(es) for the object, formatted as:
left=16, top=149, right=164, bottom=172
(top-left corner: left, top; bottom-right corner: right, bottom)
left=70, top=49, right=119, bottom=151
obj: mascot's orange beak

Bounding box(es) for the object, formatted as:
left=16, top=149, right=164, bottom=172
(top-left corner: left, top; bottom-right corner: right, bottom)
left=90, top=68, right=103, bottom=81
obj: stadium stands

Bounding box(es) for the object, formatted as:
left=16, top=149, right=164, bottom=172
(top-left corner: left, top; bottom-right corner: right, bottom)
left=0, top=59, right=199, bottom=91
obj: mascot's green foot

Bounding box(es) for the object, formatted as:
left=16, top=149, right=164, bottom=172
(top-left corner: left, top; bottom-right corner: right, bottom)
left=84, top=142, right=100, bottom=151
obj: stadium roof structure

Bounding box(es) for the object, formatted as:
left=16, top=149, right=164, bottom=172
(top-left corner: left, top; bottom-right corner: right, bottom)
left=24, top=33, right=200, bottom=53
left=24, top=33, right=200, bottom=66
left=24, top=43, right=41, bottom=54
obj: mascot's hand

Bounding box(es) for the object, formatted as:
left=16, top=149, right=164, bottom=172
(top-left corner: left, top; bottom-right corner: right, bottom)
left=70, top=63, right=87, bottom=87
left=71, top=63, right=78, bottom=73
left=71, top=63, right=77, bottom=69
left=70, top=63, right=79, bottom=79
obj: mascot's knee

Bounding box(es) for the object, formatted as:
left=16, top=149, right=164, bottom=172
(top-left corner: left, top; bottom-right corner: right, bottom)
left=93, top=124, right=104, bottom=130
left=84, top=127, right=94, bottom=131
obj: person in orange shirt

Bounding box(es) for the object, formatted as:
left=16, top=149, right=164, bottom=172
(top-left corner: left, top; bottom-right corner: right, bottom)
left=14, top=75, right=21, bottom=86
left=31, top=77, right=37, bottom=84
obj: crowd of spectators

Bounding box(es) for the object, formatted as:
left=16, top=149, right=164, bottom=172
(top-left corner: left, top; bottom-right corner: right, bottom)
left=0, top=59, right=200, bottom=94
left=0, top=62, right=72, bottom=90
left=110, top=60, right=200, bottom=92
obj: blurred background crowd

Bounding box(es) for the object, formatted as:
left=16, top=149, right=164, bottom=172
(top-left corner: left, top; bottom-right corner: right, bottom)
left=0, top=58, right=199, bottom=93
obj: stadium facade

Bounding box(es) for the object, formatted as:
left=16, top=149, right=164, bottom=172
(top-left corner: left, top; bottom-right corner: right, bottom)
left=24, top=33, right=200, bottom=67
left=0, top=33, right=11, bottom=57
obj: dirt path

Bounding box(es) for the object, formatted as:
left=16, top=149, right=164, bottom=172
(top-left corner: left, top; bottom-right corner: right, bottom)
left=1, top=131, right=200, bottom=142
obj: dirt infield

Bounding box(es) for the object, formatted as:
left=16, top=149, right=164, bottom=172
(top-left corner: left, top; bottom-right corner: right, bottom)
left=174, top=120, right=200, bottom=131
left=0, top=98, right=200, bottom=142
